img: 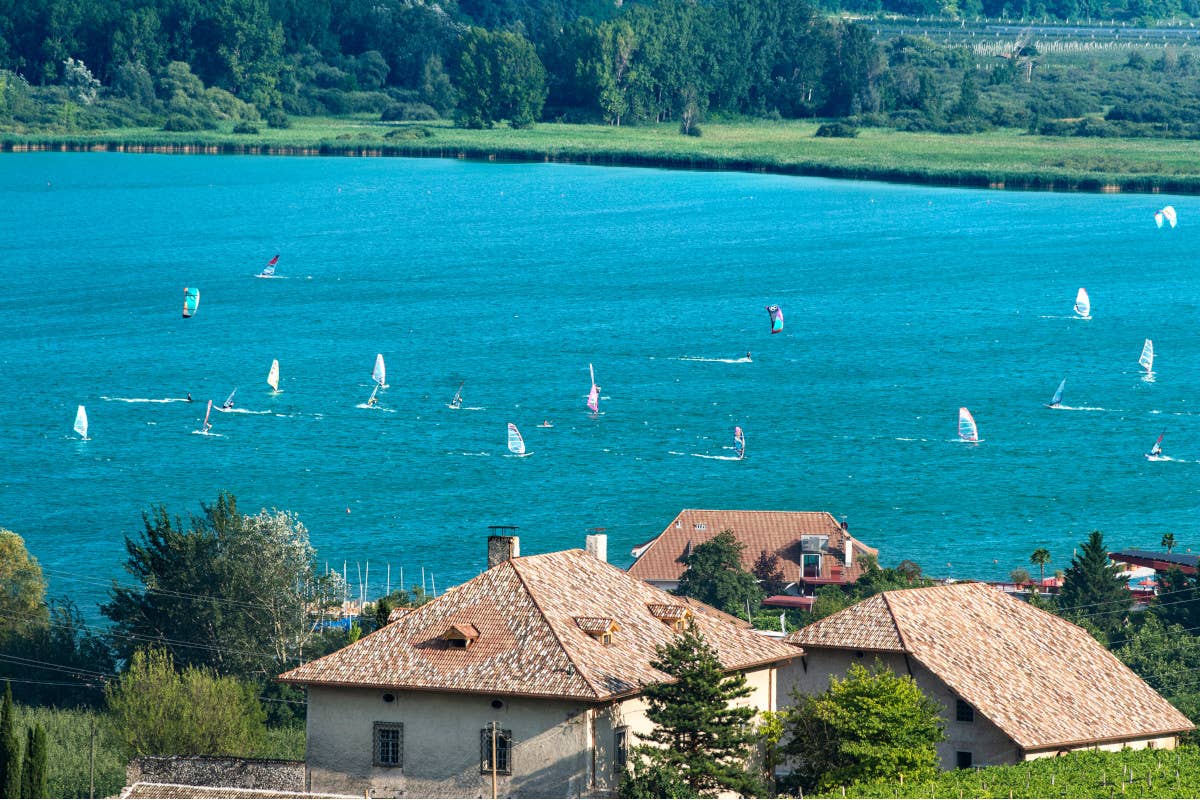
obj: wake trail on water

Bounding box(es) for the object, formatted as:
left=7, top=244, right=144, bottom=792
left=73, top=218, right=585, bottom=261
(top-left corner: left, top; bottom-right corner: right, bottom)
left=101, top=396, right=189, bottom=403
left=677, top=356, right=753, bottom=364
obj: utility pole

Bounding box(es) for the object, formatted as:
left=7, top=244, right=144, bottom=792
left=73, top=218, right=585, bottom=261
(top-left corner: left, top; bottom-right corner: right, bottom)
left=491, top=721, right=498, bottom=800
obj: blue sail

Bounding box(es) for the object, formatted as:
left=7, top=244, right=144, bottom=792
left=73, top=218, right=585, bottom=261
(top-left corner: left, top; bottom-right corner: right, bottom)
left=1049, top=379, right=1065, bottom=407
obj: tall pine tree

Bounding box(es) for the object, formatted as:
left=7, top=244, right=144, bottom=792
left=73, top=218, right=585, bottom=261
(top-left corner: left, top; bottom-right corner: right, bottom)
left=0, top=682, right=20, bottom=798
left=622, top=624, right=764, bottom=798
left=21, top=723, right=47, bottom=798
left=1058, top=530, right=1130, bottom=636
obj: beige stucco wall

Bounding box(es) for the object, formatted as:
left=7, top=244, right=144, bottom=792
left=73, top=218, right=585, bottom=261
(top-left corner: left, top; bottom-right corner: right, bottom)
left=776, top=648, right=1019, bottom=769
left=305, top=686, right=594, bottom=798
left=304, top=665, right=780, bottom=798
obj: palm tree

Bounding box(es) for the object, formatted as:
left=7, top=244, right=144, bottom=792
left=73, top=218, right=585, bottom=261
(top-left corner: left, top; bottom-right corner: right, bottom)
left=1162, top=532, right=1177, bottom=554
left=1030, top=548, right=1051, bottom=585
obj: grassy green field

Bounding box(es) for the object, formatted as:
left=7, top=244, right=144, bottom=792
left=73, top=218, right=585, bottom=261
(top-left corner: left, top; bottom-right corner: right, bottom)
left=4, top=116, right=1200, bottom=193
left=814, top=745, right=1200, bottom=798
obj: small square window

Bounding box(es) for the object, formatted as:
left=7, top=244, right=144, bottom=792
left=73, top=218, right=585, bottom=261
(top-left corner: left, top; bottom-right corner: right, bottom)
left=956, top=699, right=975, bottom=723
left=956, top=751, right=973, bottom=770
left=373, top=722, right=403, bottom=768
left=480, top=726, right=513, bottom=775
left=614, top=727, right=629, bottom=770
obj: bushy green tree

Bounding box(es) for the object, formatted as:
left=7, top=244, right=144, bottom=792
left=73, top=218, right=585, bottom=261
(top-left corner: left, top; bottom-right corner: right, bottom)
left=622, top=624, right=764, bottom=798
left=1113, top=615, right=1200, bottom=723
left=102, top=492, right=343, bottom=680
left=106, top=649, right=267, bottom=756
left=674, top=529, right=764, bottom=618
left=1152, top=567, right=1200, bottom=631
left=454, top=27, right=547, bottom=129
left=0, top=529, right=48, bottom=640
left=783, top=661, right=944, bottom=793
left=1057, top=530, right=1130, bottom=636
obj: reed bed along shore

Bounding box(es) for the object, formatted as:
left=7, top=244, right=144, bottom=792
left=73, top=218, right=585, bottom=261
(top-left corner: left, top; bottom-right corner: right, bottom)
left=4, top=117, right=1199, bottom=194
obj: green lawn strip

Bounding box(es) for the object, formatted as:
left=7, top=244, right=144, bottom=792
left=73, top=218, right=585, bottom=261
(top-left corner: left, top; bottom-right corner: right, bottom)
left=4, top=118, right=1198, bottom=193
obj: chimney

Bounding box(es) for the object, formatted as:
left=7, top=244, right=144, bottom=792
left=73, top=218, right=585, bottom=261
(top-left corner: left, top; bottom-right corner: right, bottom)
left=487, top=525, right=520, bottom=569
left=586, top=528, right=608, bottom=562
left=845, top=537, right=853, bottom=568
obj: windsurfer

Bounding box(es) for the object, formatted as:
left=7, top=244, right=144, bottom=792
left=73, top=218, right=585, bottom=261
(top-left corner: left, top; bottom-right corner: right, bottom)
left=222, top=399, right=233, bottom=410
left=745, top=351, right=752, bottom=361
left=367, top=395, right=378, bottom=407
left=186, top=393, right=193, bottom=402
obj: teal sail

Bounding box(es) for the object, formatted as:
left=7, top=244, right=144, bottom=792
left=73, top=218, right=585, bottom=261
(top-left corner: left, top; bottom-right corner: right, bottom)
left=1047, top=379, right=1065, bottom=408
left=182, top=287, right=200, bottom=318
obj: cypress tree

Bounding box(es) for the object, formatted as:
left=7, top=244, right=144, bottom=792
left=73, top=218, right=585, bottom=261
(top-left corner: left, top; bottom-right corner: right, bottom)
left=624, top=624, right=764, bottom=798
left=24, top=724, right=47, bottom=798
left=0, top=683, right=20, bottom=798
left=1058, top=530, right=1131, bottom=635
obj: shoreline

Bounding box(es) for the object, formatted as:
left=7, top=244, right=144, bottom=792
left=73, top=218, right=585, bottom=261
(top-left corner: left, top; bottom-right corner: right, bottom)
left=3, top=133, right=1197, bottom=195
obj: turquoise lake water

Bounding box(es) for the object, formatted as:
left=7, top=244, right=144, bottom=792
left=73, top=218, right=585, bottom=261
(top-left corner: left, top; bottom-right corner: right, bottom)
left=2, top=152, right=1196, bottom=611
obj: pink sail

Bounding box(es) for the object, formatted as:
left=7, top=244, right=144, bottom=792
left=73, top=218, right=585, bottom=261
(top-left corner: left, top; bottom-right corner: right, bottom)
left=587, top=363, right=599, bottom=413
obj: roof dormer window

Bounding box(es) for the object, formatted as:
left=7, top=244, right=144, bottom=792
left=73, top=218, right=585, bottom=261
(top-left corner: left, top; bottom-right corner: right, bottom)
left=647, top=604, right=693, bottom=632
left=441, top=623, right=480, bottom=650
left=575, top=617, right=619, bottom=645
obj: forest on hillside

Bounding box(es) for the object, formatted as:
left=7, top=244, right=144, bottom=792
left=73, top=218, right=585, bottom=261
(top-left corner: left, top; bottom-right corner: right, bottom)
left=2, top=0, right=1200, bottom=139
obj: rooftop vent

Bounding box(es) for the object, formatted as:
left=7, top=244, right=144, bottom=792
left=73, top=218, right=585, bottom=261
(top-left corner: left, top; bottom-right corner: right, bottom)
left=441, top=623, right=480, bottom=650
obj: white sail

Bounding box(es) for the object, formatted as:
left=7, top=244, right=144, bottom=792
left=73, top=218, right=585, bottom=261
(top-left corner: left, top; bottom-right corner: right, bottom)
left=202, top=400, right=213, bottom=433
left=507, top=423, right=526, bottom=456
left=734, top=426, right=745, bottom=460
left=1161, top=206, right=1178, bottom=228
left=366, top=383, right=379, bottom=407
left=372, top=354, right=387, bottom=388
left=74, top=405, right=89, bottom=440
left=1073, top=287, right=1090, bottom=319
left=223, top=388, right=237, bottom=408
left=267, top=359, right=280, bottom=392
left=450, top=381, right=464, bottom=409
left=958, top=407, right=978, bottom=442
left=1140, top=339, right=1154, bottom=373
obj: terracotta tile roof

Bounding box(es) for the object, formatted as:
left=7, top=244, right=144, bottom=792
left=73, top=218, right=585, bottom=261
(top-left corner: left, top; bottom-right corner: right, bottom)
left=787, top=582, right=1194, bottom=750
left=280, top=550, right=796, bottom=702
left=627, top=509, right=877, bottom=585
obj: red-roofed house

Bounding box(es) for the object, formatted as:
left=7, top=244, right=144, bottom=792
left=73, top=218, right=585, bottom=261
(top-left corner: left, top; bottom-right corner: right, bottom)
left=280, top=534, right=797, bottom=798
left=781, top=582, right=1193, bottom=770
left=628, top=510, right=877, bottom=608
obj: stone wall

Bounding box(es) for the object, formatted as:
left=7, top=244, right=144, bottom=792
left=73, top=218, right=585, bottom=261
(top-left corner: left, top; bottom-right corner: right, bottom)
left=127, top=756, right=306, bottom=792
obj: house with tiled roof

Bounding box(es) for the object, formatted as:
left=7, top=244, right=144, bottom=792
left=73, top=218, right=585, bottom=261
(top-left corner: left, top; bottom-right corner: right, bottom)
left=280, top=534, right=797, bottom=798
left=628, top=510, right=877, bottom=609
left=780, top=582, right=1194, bottom=770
